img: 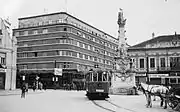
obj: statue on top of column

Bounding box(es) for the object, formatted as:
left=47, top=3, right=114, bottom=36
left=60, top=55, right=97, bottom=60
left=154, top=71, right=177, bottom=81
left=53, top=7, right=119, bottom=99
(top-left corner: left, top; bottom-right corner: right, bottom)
left=117, top=8, right=126, bottom=27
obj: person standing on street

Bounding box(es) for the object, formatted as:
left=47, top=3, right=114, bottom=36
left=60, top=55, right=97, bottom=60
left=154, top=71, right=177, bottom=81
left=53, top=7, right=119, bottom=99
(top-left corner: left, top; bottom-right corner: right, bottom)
left=21, top=83, right=26, bottom=98
left=32, top=82, right=36, bottom=92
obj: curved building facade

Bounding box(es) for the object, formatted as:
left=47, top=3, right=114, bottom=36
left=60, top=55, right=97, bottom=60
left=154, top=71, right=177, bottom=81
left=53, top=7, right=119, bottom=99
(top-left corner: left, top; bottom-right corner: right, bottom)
left=13, top=12, right=118, bottom=88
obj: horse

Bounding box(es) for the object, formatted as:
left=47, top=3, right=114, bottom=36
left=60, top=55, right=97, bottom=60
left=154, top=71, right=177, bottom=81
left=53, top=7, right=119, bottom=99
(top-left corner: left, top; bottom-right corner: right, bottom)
left=137, top=82, right=169, bottom=109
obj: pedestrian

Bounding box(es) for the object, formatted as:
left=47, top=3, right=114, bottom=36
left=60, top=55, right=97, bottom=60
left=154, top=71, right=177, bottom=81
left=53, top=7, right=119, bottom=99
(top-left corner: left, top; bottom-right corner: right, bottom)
left=21, top=83, right=26, bottom=98
left=43, top=82, right=47, bottom=90
left=32, top=82, right=36, bottom=92
left=25, top=83, right=28, bottom=93
left=38, top=82, right=43, bottom=90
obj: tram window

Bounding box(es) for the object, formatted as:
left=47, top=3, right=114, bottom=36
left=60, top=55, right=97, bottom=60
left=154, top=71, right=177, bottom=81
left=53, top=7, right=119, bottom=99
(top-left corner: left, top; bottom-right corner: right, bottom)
left=93, top=73, right=97, bottom=81
left=98, top=73, right=102, bottom=81
left=170, top=78, right=177, bottom=84
left=103, top=73, right=107, bottom=81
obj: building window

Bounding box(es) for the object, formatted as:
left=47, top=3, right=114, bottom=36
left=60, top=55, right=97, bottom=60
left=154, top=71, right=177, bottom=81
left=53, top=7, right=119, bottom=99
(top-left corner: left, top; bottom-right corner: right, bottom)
left=150, top=58, right=155, bottom=68
left=38, top=29, right=43, bottom=34
left=85, top=55, right=88, bottom=60
left=103, top=59, right=105, bottom=64
left=34, top=30, right=38, bottom=34
left=42, top=29, right=48, bottom=33
left=19, top=31, right=24, bottom=35
left=72, top=51, right=77, bottom=57
left=64, top=28, right=67, bottom=31
left=1, top=57, right=5, bottom=65
left=79, top=53, right=83, bottom=58
left=22, top=64, right=28, bottom=69
left=63, top=62, right=70, bottom=68
left=0, top=30, right=2, bottom=35
left=90, top=45, right=93, bottom=51
left=66, top=51, right=71, bottom=56
left=170, top=57, right=180, bottom=70
left=62, top=51, right=66, bottom=56
left=28, top=30, right=33, bottom=35
left=139, top=58, right=144, bottom=68
left=94, top=57, right=97, bottom=61
left=79, top=42, right=83, bottom=48
left=34, top=52, right=37, bottom=57
left=0, top=39, right=2, bottom=45
left=24, top=31, right=28, bottom=36
left=72, top=40, right=77, bottom=45
left=84, top=44, right=88, bottom=49
left=160, top=58, right=166, bottom=67
left=89, top=56, right=93, bottom=60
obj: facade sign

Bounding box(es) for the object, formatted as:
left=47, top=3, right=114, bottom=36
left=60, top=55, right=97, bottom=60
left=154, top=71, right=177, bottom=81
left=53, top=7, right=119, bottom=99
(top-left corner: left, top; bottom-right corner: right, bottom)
left=54, top=68, right=62, bottom=76
left=136, top=73, right=146, bottom=76
left=149, top=74, right=169, bottom=78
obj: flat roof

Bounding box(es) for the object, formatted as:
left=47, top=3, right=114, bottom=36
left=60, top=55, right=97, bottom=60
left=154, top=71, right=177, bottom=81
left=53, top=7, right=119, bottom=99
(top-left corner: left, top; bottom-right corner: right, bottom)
left=18, top=12, right=117, bottom=40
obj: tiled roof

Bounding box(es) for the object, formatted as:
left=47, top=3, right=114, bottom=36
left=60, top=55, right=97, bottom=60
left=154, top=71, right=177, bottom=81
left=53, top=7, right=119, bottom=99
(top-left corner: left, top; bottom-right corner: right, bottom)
left=130, top=34, right=180, bottom=48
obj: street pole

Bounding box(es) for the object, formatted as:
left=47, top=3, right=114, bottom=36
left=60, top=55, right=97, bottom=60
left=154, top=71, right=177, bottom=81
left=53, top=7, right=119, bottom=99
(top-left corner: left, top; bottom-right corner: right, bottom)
left=146, top=56, right=149, bottom=84
left=54, top=60, right=57, bottom=89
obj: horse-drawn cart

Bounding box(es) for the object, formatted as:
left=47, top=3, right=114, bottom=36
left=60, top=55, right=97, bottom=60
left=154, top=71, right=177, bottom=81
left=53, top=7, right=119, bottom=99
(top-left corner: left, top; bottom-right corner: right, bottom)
left=167, top=87, right=180, bottom=111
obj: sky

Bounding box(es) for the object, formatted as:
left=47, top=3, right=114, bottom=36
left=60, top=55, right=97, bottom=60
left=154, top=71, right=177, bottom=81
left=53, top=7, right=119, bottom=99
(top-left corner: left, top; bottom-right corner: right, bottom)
left=1, top=0, right=180, bottom=46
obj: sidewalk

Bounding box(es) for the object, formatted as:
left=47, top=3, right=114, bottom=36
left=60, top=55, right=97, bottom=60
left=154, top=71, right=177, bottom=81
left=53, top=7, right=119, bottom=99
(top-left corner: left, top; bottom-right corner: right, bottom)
left=0, top=89, right=45, bottom=96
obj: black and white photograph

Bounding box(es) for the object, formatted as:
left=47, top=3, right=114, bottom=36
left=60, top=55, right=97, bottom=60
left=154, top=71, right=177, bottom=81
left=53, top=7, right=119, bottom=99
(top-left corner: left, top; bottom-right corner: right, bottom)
left=0, top=0, right=180, bottom=112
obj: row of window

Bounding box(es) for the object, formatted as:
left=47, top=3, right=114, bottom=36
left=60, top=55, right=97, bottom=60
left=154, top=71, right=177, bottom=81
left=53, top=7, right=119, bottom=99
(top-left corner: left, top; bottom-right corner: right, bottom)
left=19, top=62, right=78, bottom=69
left=17, top=50, right=113, bottom=65
left=18, top=17, right=117, bottom=44
left=169, top=78, right=180, bottom=84
left=139, top=57, right=165, bottom=69
left=15, top=26, right=118, bottom=50
left=17, top=38, right=116, bottom=57
left=18, top=62, right=99, bottom=70
left=136, top=57, right=180, bottom=69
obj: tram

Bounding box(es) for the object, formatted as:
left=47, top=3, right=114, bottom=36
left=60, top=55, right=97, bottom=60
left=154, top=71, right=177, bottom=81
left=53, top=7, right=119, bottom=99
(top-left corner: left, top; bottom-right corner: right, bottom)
left=85, top=69, right=111, bottom=100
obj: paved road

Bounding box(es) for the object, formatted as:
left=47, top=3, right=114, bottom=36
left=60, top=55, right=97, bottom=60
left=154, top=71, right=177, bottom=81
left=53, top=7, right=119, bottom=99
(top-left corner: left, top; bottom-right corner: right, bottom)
left=0, top=90, right=176, bottom=112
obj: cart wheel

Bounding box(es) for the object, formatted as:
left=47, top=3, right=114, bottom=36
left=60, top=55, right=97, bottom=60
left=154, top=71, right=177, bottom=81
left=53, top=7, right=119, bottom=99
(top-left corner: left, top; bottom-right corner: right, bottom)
left=168, top=100, right=179, bottom=109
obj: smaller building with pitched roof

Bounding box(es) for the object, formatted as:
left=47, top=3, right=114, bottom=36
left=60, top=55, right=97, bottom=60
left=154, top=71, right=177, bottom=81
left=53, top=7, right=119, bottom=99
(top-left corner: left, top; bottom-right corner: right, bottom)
left=128, top=33, right=180, bottom=87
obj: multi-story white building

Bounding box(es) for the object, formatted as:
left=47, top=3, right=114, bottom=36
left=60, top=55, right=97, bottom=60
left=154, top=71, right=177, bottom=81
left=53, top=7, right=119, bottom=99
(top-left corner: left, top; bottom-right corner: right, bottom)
left=13, top=12, right=118, bottom=89
left=0, top=18, right=17, bottom=90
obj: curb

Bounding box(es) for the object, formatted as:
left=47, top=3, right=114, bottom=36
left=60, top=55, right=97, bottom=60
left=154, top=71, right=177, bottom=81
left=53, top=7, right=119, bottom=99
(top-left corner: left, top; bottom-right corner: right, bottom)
left=0, top=90, right=44, bottom=96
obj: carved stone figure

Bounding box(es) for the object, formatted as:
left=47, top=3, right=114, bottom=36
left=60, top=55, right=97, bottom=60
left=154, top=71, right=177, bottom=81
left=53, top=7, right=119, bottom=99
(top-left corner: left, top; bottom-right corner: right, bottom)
left=117, top=8, right=126, bottom=26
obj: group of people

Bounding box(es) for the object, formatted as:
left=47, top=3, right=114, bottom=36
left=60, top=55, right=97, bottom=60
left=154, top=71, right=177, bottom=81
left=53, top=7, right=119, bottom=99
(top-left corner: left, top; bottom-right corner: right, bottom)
left=21, top=82, right=46, bottom=98
left=32, top=82, right=46, bottom=91
left=63, top=82, right=85, bottom=91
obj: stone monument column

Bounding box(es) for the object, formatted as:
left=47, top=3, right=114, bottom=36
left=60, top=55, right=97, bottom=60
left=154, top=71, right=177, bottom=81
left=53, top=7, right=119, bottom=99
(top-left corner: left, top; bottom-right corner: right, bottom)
left=110, top=8, right=136, bottom=95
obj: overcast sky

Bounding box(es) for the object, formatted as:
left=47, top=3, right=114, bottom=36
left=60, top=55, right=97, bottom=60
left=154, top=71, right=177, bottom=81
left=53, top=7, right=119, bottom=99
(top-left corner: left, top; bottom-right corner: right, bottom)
left=1, top=0, right=180, bottom=46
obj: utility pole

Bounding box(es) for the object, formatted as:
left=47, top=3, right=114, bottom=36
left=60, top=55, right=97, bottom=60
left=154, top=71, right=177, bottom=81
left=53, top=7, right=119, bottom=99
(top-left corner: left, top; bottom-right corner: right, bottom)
left=54, top=60, right=57, bottom=89
left=146, top=56, right=149, bottom=84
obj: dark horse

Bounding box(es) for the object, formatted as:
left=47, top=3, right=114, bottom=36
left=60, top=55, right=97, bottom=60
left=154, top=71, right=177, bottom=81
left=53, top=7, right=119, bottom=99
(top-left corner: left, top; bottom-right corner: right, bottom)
left=137, top=82, right=169, bottom=109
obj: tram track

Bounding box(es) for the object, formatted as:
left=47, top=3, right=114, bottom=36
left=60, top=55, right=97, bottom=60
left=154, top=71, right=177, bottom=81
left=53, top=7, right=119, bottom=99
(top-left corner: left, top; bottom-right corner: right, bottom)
left=91, top=99, right=138, bottom=112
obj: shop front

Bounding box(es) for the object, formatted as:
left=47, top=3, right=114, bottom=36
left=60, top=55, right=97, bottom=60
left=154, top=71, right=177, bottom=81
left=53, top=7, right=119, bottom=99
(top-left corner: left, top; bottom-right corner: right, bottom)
left=135, top=73, right=146, bottom=86
left=0, top=72, right=5, bottom=89
left=0, top=68, right=6, bottom=89
left=149, top=74, right=169, bottom=85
